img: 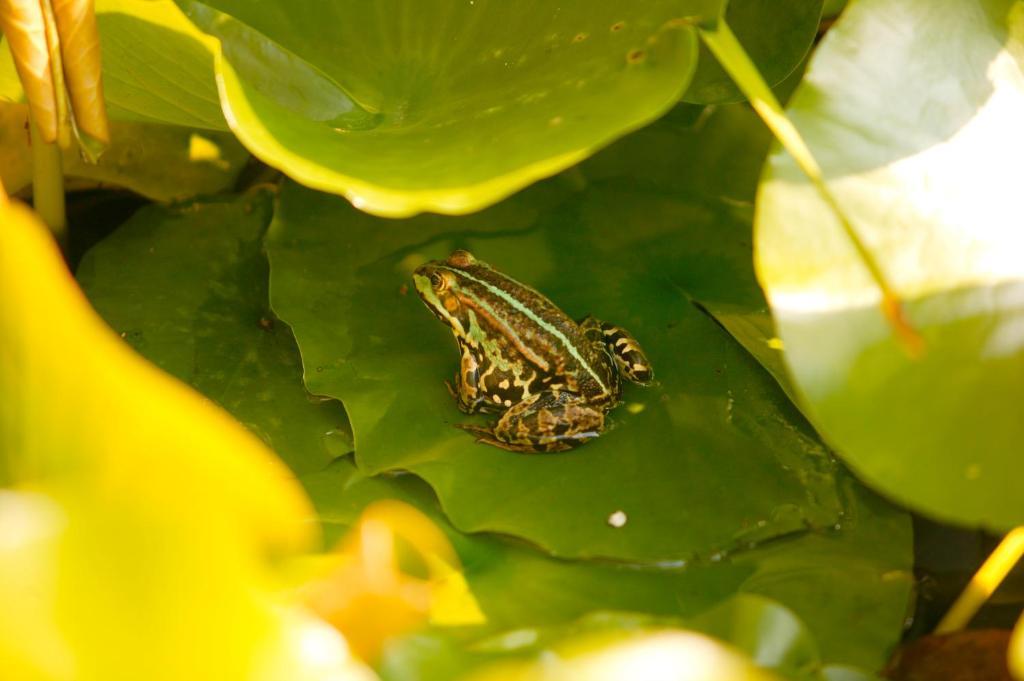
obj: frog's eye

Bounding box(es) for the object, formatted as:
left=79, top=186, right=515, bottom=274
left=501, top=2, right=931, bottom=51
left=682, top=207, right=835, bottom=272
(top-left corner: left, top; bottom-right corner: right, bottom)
left=430, top=272, right=446, bottom=291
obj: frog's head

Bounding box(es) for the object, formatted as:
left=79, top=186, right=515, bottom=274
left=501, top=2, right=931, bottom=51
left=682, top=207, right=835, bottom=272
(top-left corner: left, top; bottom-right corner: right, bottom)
left=413, top=250, right=480, bottom=335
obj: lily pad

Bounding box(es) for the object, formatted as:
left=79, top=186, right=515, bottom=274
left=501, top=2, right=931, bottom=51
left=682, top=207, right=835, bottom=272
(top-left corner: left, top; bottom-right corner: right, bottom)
left=265, top=100, right=844, bottom=562
left=177, top=0, right=722, bottom=216
left=0, top=0, right=225, bottom=129
left=307, top=456, right=911, bottom=673
left=76, top=192, right=351, bottom=475
left=755, top=0, right=1024, bottom=528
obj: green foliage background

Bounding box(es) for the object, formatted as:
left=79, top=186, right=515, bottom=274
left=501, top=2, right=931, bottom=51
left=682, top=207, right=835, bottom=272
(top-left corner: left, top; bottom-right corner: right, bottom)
left=4, top=0, right=1024, bottom=678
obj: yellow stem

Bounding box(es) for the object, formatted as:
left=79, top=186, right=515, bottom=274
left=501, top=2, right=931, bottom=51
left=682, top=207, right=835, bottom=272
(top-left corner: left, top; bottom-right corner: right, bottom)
left=935, top=526, right=1024, bottom=634
left=29, top=117, right=66, bottom=245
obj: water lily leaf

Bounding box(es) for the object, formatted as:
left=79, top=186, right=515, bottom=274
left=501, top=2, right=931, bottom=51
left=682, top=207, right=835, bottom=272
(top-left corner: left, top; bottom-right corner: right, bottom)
left=76, top=191, right=351, bottom=475
left=685, top=0, right=823, bottom=104
left=755, top=0, right=1024, bottom=528
left=0, top=0, right=225, bottom=129
left=0, top=200, right=369, bottom=680
left=175, top=0, right=724, bottom=217
left=265, top=98, right=842, bottom=562
left=0, top=102, right=247, bottom=202
left=307, top=457, right=910, bottom=673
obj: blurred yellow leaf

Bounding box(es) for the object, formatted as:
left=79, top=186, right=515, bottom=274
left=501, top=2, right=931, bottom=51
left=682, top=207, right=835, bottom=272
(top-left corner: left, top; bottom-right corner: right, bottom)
left=0, top=200, right=373, bottom=680
left=303, top=500, right=485, bottom=661
left=0, top=0, right=108, bottom=151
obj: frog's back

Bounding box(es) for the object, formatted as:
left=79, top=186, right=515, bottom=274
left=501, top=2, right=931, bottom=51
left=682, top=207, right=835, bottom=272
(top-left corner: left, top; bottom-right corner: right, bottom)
left=444, top=259, right=584, bottom=369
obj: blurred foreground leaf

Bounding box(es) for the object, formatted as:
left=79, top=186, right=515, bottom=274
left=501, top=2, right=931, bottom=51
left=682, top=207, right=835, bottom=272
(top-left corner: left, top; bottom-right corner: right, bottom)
left=0, top=199, right=371, bottom=679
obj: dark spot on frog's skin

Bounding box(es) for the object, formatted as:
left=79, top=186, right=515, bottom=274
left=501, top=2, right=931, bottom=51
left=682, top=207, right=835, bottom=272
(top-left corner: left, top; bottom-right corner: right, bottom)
left=316, top=366, right=324, bottom=373
left=611, top=21, right=625, bottom=32
left=627, top=49, right=646, bottom=64
left=399, top=283, right=409, bottom=296
left=714, top=368, right=722, bottom=375
left=258, top=317, right=274, bottom=331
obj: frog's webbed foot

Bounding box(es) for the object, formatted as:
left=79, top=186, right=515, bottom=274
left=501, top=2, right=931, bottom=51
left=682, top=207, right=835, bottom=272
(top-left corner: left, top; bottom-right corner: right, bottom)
left=457, top=391, right=604, bottom=453
left=581, top=316, right=653, bottom=385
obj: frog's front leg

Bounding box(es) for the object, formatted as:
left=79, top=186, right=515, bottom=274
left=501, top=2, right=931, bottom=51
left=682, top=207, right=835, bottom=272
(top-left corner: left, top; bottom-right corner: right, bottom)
left=459, top=391, right=604, bottom=453
left=447, top=343, right=487, bottom=414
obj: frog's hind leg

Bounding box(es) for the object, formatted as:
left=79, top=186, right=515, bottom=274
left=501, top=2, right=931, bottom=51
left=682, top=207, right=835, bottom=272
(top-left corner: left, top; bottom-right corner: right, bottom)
left=586, top=318, right=653, bottom=385
left=458, top=391, right=604, bottom=453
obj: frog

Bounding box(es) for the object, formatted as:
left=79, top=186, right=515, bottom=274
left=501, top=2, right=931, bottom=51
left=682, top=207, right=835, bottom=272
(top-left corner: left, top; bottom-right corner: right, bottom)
left=413, top=249, right=652, bottom=452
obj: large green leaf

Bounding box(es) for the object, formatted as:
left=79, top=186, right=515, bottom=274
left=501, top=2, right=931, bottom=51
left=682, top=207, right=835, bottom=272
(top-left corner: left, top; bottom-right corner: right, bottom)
left=0, top=0, right=225, bottom=129
left=755, top=0, right=1024, bottom=528
left=265, top=102, right=842, bottom=563
left=76, top=192, right=351, bottom=475
left=685, top=0, right=823, bottom=104
left=308, top=457, right=911, bottom=674
left=177, top=0, right=725, bottom=216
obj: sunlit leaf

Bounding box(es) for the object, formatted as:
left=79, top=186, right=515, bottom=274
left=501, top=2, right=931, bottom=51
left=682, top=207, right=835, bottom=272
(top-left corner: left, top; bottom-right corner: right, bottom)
left=755, top=0, right=1024, bottom=528
left=0, top=200, right=367, bottom=680
left=0, top=0, right=226, bottom=129
left=1, top=101, right=247, bottom=202
left=76, top=191, right=351, bottom=475
left=176, top=0, right=723, bottom=216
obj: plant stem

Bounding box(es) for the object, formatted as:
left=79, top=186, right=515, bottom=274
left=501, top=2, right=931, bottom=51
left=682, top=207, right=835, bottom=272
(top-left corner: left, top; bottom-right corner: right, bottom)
left=699, top=19, right=922, bottom=356
left=29, top=116, right=67, bottom=246
left=934, top=527, right=1024, bottom=634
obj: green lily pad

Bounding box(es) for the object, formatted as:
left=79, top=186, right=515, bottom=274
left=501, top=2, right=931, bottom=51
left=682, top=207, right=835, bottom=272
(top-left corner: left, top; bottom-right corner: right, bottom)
left=265, top=101, right=844, bottom=562
left=755, top=0, right=1024, bottom=528
left=177, top=0, right=725, bottom=216
left=685, top=0, right=823, bottom=104
left=76, top=192, right=351, bottom=475
left=0, top=0, right=225, bottom=129
left=0, top=102, right=246, bottom=202
left=308, top=456, right=911, bottom=673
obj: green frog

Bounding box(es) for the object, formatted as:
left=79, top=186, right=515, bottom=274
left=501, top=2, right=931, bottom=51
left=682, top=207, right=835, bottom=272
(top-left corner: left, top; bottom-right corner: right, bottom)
left=413, top=250, right=652, bottom=452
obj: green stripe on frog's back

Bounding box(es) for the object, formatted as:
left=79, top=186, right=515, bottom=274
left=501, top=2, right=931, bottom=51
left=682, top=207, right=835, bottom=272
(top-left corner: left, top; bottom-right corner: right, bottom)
left=438, top=265, right=609, bottom=394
